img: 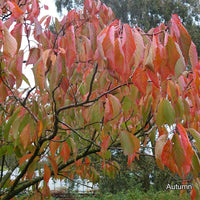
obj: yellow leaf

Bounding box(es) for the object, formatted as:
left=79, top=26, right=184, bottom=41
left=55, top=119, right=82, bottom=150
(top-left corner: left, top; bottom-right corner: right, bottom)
left=37, top=120, right=43, bottom=138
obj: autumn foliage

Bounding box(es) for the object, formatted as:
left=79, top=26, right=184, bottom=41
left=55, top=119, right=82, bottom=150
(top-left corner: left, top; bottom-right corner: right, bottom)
left=0, top=0, right=200, bottom=199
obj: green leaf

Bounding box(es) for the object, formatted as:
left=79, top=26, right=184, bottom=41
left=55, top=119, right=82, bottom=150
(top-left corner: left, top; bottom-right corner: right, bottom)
left=175, top=43, right=186, bottom=78
left=18, top=113, right=30, bottom=133
left=120, top=132, right=140, bottom=156
left=191, top=151, right=200, bottom=177
left=0, top=145, right=7, bottom=157
left=171, top=133, right=185, bottom=174
left=22, top=74, right=31, bottom=87
left=189, top=128, right=200, bottom=152
left=4, top=107, right=21, bottom=140
left=156, top=98, right=175, bottom=127
left=174, top=97, right=184, bottom=121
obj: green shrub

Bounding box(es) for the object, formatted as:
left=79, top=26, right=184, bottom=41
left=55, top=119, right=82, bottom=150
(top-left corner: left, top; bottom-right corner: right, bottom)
left=80, top=189, right=190, bottom=200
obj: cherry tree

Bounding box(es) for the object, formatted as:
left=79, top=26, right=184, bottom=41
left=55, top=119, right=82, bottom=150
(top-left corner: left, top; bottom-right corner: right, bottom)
left=0, top=0, right=200, bottom=199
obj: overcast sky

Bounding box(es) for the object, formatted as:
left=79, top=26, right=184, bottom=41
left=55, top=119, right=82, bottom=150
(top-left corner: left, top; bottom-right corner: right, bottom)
left=40, top=0, right=62, bottom=20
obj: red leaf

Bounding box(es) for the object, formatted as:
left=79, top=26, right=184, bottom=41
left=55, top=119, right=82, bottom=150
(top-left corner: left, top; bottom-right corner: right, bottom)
left=85, top=157, right=90, bottom=166
left=61, top=77, right=69, bottom=93
left=43, top=164, right=51, bottom=184
left=15, top=50, right=23, bottom=88
left=64, top=26, right=77, bottom=69
left=11, top=23, right=22, bottom=52
left=26, top=48, right=41, bottom=65
left=132, top=67, right=148, bottom=95
left=0, top=82, right=9, bottom=103
left=44, top=16, right=51, bottom=29
left=189, top=42, right=199, bottom=70
left=191, top=188, right=196, bottom=200
left=44, top=5, right=49, bottom=10
left=27, top=0, right=40, bottom=22
left=61, top=142, right=70, bottom=164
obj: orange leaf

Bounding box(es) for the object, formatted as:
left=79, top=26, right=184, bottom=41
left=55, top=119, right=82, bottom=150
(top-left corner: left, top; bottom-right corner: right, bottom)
left=20, top=124, right=31, bottom=149
left=43, top=164, right=51, bottom=184
left=165, top=35, right=180, bottom=76
left=132, top=67, right=148, bottom=95
left=177, top=124, right=193, bottom=174
left=170, top=14, right=191, bottom=64
left=85, top=157, right=90, bottom=166
left=37, top=60, right=45, bottom=90
left=61, top=142, right=70, bottom=164
left=7, top=1, right=24, bottom=19
left=49, top=136, right=60, bottom=157
left=37, top=120, right=43, bottom=138
left=161, top=139, right=177, bottom=174
left=101, top=135, right=110, bottom=154
left=122, top=24, right=136, bottom=68
left=19, top=153, right=33, bottom=166
left=104, top=97, right=113, bottom=124
left=49, top=156, right=58, bottom=176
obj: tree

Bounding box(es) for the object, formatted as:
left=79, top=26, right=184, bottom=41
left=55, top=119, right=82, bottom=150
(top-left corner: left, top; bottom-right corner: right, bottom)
left=54, top=0, right=200, bottom=54
left=0, top=0, right=200, bottom=199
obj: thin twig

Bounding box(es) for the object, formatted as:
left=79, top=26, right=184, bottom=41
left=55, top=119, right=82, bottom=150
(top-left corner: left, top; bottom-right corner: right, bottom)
left=58, top=120, right=100, bottom=148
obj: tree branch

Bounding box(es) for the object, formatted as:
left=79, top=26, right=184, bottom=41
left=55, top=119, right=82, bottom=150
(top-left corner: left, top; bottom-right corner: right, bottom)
left=86, top=63, right=98, bottom=102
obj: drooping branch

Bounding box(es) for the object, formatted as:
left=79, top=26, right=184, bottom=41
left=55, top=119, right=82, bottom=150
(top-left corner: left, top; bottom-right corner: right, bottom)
left=57, top=82, right=130, bottom=114
left=58, top=120, right=100, bottom=148
left=1, top=145, right=102, bottom=200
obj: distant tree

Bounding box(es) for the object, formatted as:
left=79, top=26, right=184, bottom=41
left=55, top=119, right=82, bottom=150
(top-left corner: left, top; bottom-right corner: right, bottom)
left=54, top=0, right=200, bottom=54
